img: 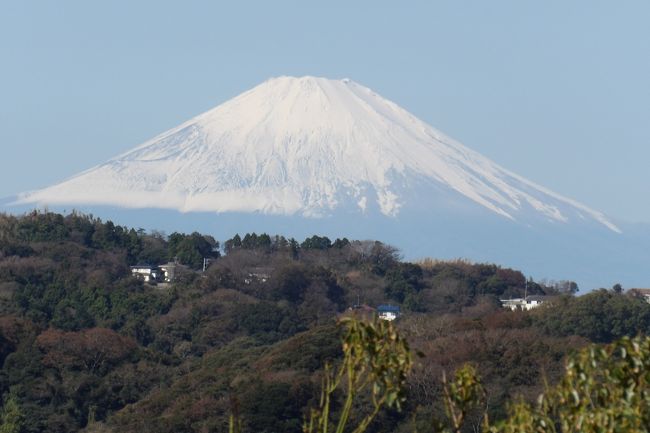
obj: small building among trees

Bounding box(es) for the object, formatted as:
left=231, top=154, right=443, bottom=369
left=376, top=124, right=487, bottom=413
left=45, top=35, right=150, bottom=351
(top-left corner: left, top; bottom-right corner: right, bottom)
left=500, top=295, right=550, bottom=311
left=130, top=265, right=162, bottom=283
left=132, top=263, right=181, bottom=284
left=377, top=304, right=400, bottom=321
left=158, top=262, right=177, bottom=283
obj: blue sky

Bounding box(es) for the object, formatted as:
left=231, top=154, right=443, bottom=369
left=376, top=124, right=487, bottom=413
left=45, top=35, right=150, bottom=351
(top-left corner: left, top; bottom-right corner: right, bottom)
left=1, top=1, right=649, bottom=223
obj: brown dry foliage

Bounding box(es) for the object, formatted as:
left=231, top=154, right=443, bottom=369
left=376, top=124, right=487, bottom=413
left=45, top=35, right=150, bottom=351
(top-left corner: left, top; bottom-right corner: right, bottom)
left=36, top=327, right=137, bottom=372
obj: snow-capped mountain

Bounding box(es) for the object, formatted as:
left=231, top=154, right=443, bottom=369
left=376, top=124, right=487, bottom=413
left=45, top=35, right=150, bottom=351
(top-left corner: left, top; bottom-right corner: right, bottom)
left=18, top=76, right=619, bottom=234
left=12, top=76, right=649, bottom=289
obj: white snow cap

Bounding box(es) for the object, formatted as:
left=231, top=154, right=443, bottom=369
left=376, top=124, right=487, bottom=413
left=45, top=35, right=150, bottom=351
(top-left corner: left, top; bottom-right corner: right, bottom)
left=18, top=76, right=620, bottom=232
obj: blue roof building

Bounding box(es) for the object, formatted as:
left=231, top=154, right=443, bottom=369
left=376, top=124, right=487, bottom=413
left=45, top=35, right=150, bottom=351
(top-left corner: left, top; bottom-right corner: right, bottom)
left=377, top=304, right=400, bottom=321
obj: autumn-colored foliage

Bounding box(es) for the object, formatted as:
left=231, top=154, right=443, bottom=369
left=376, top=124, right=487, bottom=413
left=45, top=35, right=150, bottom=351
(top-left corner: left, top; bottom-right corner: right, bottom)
left=1, top=211, right=650, bottom=432
left=36, top=327, right=136, bottom=373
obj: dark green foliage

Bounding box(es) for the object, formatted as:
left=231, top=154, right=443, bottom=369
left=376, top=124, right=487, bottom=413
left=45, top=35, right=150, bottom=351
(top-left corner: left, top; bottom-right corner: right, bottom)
left=332, top=238, right=350, bottom=249
left=0, top=391, right=24, bottom=433
left=225, top=233, right=242, bottom=253
left=241, top=233, right=259, bottom=250
left=533, top=289, right=650, bottom=343
left=168, top=232, right=219, bottom=269
left=258, top=325, right=341, bottom=372
left=231, top=234, right=241, bottom=248
left=50, top=298, right=95, bottom=331
left=16, top=211, right=70, bottom=243
left=416, top=260, right=553, bottom=312
left=232, top=302, right=304, bottom=342
left=301, top=235, right=332, bottom=250
left=240, top=381, right=310, bottom=433
left=223, top=233, right=348, bottom=257
left=225, top=233, right=293, bottom=254
left=267, top=264, right=344, bottom=307
left=288, top=238, right=300, bottom=258
left=0, top=242, right=33, bottom=258
left=91, top=221, right=142, bottom=262
left=2, top=211, right=650, bottom=433
left=136, top=232, right=168, bottom=265
left=228, top=232, right=273, bottom=251
left=384, top=262, right=424, bottom=305
left=271, top=264, right=311, bottom=303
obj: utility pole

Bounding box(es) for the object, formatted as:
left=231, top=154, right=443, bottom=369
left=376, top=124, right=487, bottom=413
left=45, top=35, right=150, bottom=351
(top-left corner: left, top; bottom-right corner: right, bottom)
left=524, top=278, right=528, bottom=300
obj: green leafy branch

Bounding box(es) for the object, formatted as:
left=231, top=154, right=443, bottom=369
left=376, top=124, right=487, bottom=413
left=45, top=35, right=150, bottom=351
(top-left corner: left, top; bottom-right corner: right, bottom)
left=304, top=316, right=413, bottom=433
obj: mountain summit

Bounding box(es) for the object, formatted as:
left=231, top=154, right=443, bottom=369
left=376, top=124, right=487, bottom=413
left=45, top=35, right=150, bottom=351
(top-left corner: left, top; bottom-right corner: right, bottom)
left=18, top=76, right=619, bottom=233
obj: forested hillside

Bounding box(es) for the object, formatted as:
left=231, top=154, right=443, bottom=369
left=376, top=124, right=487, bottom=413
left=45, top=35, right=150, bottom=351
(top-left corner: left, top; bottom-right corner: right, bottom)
left=0, top=211, right=648, bottom=433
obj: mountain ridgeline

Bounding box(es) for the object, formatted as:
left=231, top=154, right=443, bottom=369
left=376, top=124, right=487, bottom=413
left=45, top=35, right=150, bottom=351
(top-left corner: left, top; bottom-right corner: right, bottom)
left=10, top=76, right=647, bottom=289
left=16, top=76, right=619, bottom=231
left=1, top=211, right=650, bottom=432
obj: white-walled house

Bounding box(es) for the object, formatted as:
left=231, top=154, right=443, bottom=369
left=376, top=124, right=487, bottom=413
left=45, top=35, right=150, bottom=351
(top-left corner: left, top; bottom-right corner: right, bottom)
left=131, top=263, right=180, bottom=284
left=158, top=262, right=177, bottom=283
left=500, top=295, right=549, bottom=311
left=377, top=304, right=400, bottom=321
left=130, top=265, right=161, bottom=283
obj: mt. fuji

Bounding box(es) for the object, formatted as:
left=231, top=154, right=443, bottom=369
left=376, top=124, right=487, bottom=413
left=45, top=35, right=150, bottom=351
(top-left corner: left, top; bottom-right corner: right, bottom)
left=14, top=76, right=647, bottom=289
left=18, top=76, right=618, bottom=233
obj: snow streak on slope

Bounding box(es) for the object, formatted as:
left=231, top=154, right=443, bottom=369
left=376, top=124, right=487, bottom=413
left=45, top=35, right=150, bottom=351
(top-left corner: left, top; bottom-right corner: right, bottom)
left=17, top=76, right=620, bottom=233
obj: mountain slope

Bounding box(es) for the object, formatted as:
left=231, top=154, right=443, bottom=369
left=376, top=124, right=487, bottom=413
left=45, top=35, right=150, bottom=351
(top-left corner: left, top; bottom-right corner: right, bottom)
left=17, top=76, right=619, bottom=233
